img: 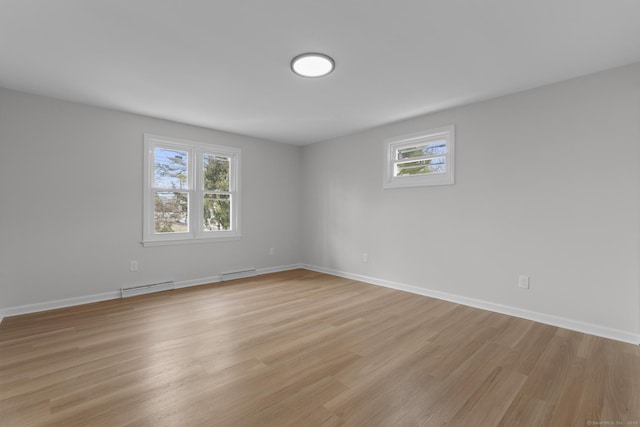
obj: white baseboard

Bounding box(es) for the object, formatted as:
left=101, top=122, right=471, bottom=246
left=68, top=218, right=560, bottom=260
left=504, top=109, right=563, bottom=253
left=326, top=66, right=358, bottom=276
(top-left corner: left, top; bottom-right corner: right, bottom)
left=0, top=291, right=121, bottom=324
left=0, top=264, right=303, bottom=324
left=256, top=264, right=302, bottom=275
left=172, top=264, right=302, bottom=290
left=173, top=274, right=221, bottom=290
left=300, top=264, right=640, bottom=346
left=3, top=263, right=637, bottom=346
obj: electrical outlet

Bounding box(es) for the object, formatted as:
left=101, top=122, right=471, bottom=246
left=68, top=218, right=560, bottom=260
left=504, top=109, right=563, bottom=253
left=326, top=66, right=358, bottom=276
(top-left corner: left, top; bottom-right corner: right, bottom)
left=518, top=275, right=530, bottom=289
left=130, top=260, right=139, bottom=272
left=362, top=253, right=369, bottom=263
left=269, top=247, right=275, bottom=256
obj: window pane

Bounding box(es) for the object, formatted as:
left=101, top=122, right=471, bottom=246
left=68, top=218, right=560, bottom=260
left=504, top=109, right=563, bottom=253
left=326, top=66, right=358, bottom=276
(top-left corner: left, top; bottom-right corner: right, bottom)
left=397, top=140, right=447, bottom=160
left=154, top=148, right=188, bottom=189
left=154, top=192, right=188, bottom=233
left=203, top=194, right=231, bottom=231
left=204, top=154, right=230, bottom=191
left=396, top=157, right=446, bottom=176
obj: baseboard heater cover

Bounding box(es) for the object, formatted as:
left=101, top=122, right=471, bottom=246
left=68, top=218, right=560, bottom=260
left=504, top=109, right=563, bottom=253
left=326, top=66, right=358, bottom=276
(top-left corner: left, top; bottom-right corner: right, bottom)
left=220, top=268, right=257, bottom=281
left=121, top=280, right=175, bottom=298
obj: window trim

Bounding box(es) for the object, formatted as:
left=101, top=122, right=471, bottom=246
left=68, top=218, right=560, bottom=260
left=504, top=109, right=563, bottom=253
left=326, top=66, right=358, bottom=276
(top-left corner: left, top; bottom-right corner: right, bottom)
left=383, top=125, right=455, bottom=189
left=142, top=134, right=241, bottom=247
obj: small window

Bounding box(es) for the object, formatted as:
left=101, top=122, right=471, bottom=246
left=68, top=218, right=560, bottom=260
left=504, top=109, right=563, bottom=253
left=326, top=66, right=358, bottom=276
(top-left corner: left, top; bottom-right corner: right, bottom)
left=143, top=134, right=241, bottom=246
left=383, top=125, right=455, bottom=189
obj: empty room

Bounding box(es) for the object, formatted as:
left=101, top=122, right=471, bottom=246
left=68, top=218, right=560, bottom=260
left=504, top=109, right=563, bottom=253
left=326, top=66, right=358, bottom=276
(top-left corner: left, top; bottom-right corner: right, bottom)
left=1, top=1, right=639, bottom=426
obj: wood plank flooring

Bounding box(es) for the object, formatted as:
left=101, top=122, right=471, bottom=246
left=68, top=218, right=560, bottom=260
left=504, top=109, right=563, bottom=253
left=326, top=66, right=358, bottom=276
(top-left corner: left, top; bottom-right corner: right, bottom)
left=1, top=269, right=639, bottom=426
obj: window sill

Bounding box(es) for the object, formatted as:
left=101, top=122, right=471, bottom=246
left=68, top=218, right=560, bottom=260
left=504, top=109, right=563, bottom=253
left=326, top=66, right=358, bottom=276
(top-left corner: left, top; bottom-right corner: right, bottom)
left=142, top=235, right=242, bottom=247
left=383, top=175, right=454, bottom=189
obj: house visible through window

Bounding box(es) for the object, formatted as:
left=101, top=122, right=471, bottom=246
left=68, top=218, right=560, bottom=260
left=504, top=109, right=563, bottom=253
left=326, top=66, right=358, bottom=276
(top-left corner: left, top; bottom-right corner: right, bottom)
left=383, top=125, right=455, bottom=189
left=143, top=134, right=241, bottom=246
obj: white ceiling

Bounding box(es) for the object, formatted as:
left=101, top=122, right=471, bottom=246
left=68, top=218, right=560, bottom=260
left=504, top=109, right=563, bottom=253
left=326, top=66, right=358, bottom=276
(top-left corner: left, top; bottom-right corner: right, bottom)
left=1, top=1, right=639, bottom=145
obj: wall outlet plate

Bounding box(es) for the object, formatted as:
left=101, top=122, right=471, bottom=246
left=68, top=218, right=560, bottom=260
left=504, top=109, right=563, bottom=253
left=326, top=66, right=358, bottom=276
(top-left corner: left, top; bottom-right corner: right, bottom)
left=518, top=275, right=530, bottom=289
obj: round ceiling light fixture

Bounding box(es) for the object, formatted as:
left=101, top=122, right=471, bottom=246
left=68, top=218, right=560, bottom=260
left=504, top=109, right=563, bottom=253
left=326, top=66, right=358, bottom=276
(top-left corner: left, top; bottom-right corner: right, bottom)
left=291, top=53, right=335, bottom=78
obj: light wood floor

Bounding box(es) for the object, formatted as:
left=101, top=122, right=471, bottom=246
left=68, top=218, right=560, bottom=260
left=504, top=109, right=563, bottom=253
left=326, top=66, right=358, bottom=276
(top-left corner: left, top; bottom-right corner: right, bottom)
left=1, top=269, right=639, bottom=426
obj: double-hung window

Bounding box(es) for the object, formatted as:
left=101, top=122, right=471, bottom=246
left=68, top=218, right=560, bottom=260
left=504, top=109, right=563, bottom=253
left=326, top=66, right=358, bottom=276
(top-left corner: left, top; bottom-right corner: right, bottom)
left=383, top=125, right=455, bottom=189
left=143, top=134, right=240, bottom=246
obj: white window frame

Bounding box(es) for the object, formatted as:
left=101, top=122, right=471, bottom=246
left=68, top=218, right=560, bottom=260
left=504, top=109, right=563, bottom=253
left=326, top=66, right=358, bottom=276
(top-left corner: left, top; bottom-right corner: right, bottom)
left=143, top=134, right=241, bottom=247
left=383, top=125, right=455, bottom=189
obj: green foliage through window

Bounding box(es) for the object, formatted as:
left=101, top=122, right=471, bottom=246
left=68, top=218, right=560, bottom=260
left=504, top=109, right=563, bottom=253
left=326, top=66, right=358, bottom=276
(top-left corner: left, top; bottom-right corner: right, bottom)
left=396, top=157, right=446, bottom=176
left=153, top=148, right=189, bottom=233
left=203, top=154, right=231, bottom=231
left=395, top=141, right=447, bottom=176
left=144, top=134, right=240, bottom=244
left=154, top=192, right=188, bottom=233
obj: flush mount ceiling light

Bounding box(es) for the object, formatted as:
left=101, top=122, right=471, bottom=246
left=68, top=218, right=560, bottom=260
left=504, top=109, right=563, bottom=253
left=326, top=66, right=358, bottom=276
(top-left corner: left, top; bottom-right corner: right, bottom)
left=291, top=53, right=335, bottom=78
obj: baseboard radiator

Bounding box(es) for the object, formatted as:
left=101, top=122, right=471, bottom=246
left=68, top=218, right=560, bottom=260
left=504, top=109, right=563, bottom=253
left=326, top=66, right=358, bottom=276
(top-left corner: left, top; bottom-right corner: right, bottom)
left=220, top=268, right=257, bottom=281
left=121, top=280, right=175, bottom=298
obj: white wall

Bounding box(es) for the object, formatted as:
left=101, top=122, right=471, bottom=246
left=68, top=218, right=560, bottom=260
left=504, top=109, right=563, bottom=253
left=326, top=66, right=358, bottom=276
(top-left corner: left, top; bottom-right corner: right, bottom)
left=2, top=63, right=639, bottom=341
left=0, top=88, right=302, bottom=309
left=301, top=63, right=640, bottom=337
